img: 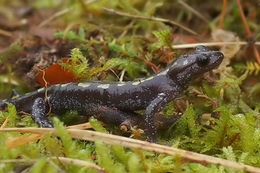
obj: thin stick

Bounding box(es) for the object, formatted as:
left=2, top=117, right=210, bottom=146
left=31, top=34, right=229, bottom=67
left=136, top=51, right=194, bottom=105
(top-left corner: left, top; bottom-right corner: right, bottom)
left=1, top=128, right=260, bottom=173
left=50, top=157, right=104, bottom=172
left=218, top=0, right=227, bottom=28
left=38, top=0, right=97, bottom=27
left=0, top=159, right=36, bottom=163
left=171, top=41, right=260, bottom=49
left=178, top=0, right=209, bottom=23
left=102, top=7, right=197, bottom=35
left=235, top=0, right=251, bottom=35
left=67, top=122, right=92, bottom=130
left=252, top=46, right=260, bottom=65
left=0, top=29, right=13, bottom=37
left=5, top=134, right=43, bottom=149
left=0, top=157, right=104, bottom=172
left=118, top=21, right=135, bottom=39
left=0, top=117, right=8, bottom=128
left=38, top=7, right=73, bottom=27
left=119, top=69, right=126, bottom=82
left=235, top=0, right=260, bottom=65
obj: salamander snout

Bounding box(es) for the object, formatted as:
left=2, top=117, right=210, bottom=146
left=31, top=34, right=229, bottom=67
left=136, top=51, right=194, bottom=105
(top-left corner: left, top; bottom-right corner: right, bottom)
left=196, top=51, right=224, bottom=68
left=194, top=45, right=224, bottom=68
left=0, top=100, right=8, bottom=110
left=209, top=51, right=224, bottom=67
left=189, top=49, right=224, bottom=76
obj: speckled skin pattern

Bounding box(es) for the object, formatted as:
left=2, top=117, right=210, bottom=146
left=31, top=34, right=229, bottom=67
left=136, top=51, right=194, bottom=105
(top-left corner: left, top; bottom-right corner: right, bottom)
left=0, top=46, right=224, bottom=142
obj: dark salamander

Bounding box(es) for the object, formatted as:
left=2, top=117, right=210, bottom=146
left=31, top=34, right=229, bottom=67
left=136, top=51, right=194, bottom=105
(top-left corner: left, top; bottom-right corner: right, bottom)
left=0, top=46, right=223, bottom=142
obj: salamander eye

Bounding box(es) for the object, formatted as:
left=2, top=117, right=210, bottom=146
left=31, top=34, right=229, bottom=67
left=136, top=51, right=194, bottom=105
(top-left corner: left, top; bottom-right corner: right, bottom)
left=197, top=55, right=210, bottom=66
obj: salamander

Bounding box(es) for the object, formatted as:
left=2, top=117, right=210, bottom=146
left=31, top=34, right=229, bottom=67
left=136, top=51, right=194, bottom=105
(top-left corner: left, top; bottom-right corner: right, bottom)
left=0, top=46, right=224, bottom=142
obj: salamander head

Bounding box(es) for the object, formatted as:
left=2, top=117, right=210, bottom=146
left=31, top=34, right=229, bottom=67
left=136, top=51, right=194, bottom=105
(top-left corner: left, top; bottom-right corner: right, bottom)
left=0, top=100, right=8, bottom=110
left=166, top=45, right=224, bottom=80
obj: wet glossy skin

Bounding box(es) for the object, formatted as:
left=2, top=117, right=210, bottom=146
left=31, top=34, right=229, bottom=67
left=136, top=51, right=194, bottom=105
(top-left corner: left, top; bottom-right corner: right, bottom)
left=0, top=46, right=224, bottom=142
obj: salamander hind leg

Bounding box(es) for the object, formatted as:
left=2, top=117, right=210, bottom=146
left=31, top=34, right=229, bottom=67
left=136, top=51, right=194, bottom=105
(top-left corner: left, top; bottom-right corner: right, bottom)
left=85, top=105, right=145, bottom=133
left=86, top=105, right=131, bottom=126
left=31, top=98, right=53, bottom=128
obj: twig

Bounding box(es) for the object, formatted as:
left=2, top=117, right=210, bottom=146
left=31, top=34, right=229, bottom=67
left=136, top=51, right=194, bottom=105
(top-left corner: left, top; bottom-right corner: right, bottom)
left=38, top=7, right=73, bottom=27
left=102, top=7, right=198, bottom=35
left=118, top=21, right=135, bottom=39
left=0, top=117, right=8, bottom=128
left=0, top=29, right=13, bottom=37
left=228, top=133, right=240, bottom=146
left=1, top=128, right=260, bottom=173
left=67, top=122, right=92, bottom=130
left=50, top=157, right=105, bottom=172
left=109, top=68, right=120, bottom=81
left=235, top=0, right=260, bottom=65
left=119, top=69, right=126, bottom=82
left=252, top=46, right=260, bottom=65
left=235, top=0, right=251, bottom=36
left=171, top=41, right=260, bottom=49
left=190, top=89, right=218, bottom=108
left=5, top=134, right=42, bottom=149
left=40, top=0, right=98, bottom=28
left=218, top=0, right=227, bottom=28
left=46, top=159, right=66, bottom=173
left=178, top=0, right=209, bottom=23
left=0, top=157, right=104, bottom=172
left=0, top=159, right=36, bottom=163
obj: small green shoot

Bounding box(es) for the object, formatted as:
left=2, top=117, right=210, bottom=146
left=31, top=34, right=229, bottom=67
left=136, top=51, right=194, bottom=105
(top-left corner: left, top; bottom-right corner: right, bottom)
left=151, top=30, right=173, bottom=50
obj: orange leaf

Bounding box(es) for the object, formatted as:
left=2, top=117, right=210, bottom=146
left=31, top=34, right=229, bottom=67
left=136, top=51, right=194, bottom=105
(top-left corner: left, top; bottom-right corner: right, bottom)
left=35, top=58, right=80, bottom=87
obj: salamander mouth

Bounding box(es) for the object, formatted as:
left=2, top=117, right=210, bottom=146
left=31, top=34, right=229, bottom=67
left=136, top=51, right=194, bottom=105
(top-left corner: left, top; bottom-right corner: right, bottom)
left=211, top=51, right=224, bottom=67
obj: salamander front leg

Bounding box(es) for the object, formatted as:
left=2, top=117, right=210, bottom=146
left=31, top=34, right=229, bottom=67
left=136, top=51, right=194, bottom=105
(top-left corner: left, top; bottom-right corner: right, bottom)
left=144, top=93, right=172, bottom=143
left=31, top=98, right=53, bottom=128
